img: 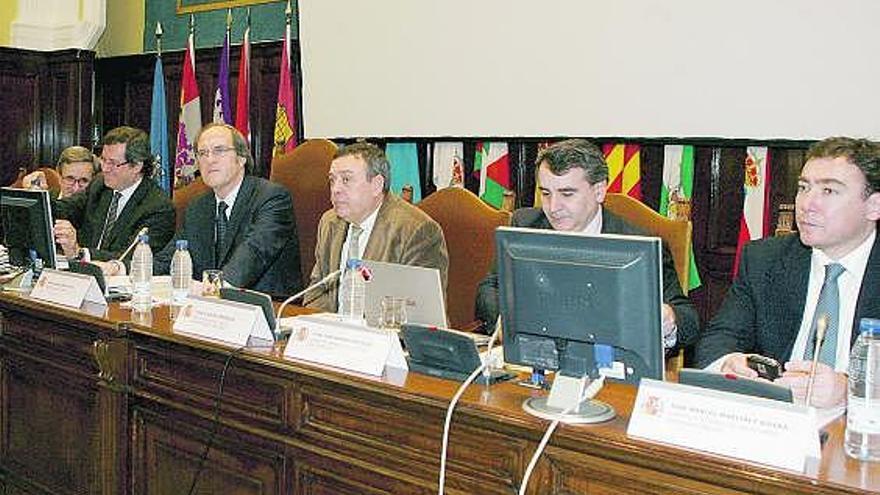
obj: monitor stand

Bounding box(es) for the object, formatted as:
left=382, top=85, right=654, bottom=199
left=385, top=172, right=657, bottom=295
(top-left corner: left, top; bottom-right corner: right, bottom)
left=522, top=374, right=616, bottom=424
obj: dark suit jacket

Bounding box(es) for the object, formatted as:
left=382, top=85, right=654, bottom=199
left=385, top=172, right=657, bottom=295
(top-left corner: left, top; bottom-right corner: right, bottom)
left=54, top=175, right=175, bottom=261
left=307, top=193, right=449, bottom=312
left=694, top=232, right=880, bottom=367
left=154, top=176, right=302, bottom=299
left=475, top=207, right=700, bottom=348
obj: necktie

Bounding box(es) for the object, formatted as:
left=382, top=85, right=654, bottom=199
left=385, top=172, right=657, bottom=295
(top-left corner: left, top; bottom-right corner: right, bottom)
left=97, top=191, right=122, bottom=250
left=805, top=263, right=846, bottom=365
left=347, top=224, right=363, bottom=263
left=214, top=201, right=228, bottom=266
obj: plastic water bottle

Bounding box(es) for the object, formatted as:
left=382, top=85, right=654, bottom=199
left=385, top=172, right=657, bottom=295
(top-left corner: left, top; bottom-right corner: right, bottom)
left=845, top=317, right=880, bottom=461
left=130, top=234, right=153, bottom=311
left=170, top=239, right=193, bottom=305
left=339, top=259, right=366, bottom=322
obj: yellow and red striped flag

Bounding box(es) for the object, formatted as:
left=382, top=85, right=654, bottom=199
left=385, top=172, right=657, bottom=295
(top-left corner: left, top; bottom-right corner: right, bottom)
left=603, top=143, right=641, bottom=200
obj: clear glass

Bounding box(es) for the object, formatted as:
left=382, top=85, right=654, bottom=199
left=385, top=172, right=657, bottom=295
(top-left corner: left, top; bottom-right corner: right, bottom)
left=846, top=325, right=880, bottom=461
left=380, top=296, right=408, bottom=331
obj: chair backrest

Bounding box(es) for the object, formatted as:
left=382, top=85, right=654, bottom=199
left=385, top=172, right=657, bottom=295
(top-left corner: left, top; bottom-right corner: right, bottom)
left=603, top=193, right=691, bottom=294
left=418, top=187, right=511, bottom=330
left=171, top=177, right=210, bottom=229
left=270, top=139, right=338, bottom=279
left=11, top=167, right=62, bottom=198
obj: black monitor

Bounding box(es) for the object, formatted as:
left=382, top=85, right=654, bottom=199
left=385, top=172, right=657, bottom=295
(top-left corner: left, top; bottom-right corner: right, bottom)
left=0, top=187, right=57, bottom=269
left=496, top=226, right=664, bottom=422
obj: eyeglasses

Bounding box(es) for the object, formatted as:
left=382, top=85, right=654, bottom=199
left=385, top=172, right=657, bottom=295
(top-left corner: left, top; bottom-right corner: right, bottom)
left=100, top=156, right=130, bottom=169
left=196, top=146, right=236, bottom=159
left=62, top=176, right=91, bottom=187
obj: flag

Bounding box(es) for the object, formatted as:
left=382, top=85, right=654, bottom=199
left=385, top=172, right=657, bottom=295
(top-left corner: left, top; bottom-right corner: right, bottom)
left=150, top=54, right=169, bottom=193
left=660, top=145, right=702, bottom=291
left=174, top=30, right=201, bottom=188
left=474, top=142, right=510, bottom=209
left=273, top=13, right=297, bottom=156
left=234, top=23, right=251, bottom=143
left=386, top=142, right=422, bottom=203
left=733, top=146, right=771, bottom=277
left=603, top=143, right=642, bottom=200
left=431, top=142, right=464, bottom=189
left=212, top=29, right=232, bottom=125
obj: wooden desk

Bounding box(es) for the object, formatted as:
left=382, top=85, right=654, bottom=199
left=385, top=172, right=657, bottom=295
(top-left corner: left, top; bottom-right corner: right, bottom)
left=0, top=293, right=877, bottom=494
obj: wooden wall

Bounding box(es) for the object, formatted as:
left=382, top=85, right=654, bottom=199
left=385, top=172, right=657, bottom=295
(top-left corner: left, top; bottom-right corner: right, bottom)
left=0, top=47, right=94, bottom=186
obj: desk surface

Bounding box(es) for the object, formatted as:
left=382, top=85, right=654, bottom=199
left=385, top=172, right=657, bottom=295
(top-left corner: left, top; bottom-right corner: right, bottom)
left=1, top=292, right=878, bottom=495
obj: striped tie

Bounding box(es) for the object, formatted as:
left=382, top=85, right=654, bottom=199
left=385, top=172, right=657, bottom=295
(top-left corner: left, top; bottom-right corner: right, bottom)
left=97, top=191, right=122, bottom=250
left=805, top=263, right=845, bottom=365
left=214, top=201, right=228, bottom=267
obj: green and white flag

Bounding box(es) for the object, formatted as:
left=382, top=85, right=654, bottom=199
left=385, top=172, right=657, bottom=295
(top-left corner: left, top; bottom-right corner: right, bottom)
left=473, top=142, right=510, bottom=208
left=660, top=144, right=701, bottom=291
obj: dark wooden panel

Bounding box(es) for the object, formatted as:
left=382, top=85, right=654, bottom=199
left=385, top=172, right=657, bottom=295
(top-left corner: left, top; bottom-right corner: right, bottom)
left=0, top=48, right=93, bottom=187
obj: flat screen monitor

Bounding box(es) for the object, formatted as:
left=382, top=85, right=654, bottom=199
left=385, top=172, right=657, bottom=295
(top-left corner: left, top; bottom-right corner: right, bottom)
left=497, top=226, right=664, bottom=385
left=0, top=187, right=57, bottom=269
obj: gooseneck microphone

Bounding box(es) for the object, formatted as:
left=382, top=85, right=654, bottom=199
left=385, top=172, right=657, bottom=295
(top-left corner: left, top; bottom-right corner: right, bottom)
left=117, top=227, right=149, bottom=262
left=274, top=269, right=343, bottom=331
left=805, top=314, right=829, bottom=407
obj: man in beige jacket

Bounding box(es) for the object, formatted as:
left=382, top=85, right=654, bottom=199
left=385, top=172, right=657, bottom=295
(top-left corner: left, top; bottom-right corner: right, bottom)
left=307, top=142, right=449, bottom=312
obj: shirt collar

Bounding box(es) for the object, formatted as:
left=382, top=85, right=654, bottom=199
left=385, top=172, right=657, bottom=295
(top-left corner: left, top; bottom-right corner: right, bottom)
left=214, top=176, right=245, bottom=213
left=580, top=206, right=603, bottom=235
left=812, top=227, right=876, bottom=277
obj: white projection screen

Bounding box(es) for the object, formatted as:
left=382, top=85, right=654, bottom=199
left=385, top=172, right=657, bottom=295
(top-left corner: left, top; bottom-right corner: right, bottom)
left=299, top=0, right=880, bottom=140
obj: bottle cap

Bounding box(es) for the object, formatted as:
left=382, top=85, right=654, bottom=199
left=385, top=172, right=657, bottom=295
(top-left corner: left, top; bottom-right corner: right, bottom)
left=176, top=239, right=189, bottom=250
left=860, top=318, right=880, bottom=335
left=139, top=234, right=150, bottom=243
left=345, top=258, right=364, bottom=270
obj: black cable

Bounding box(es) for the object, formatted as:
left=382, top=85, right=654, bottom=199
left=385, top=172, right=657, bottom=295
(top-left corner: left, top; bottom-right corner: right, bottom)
left=186, top=345, right=245, bottom=495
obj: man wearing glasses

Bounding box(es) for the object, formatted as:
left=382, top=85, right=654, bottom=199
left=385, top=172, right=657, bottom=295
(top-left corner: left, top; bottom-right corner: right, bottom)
left=24, top=126, right=175, bottom=263
left=56, top=146, right=99, bottom=199
left=150, top=123, right=302, bottom=298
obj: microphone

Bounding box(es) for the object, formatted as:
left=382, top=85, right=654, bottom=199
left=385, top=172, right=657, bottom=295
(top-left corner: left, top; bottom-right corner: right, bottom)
left=274, top=268, right=343, bottom=332
left=116, top=227, right=149, bottom=262
left=805, top=313, right=829, bottom=407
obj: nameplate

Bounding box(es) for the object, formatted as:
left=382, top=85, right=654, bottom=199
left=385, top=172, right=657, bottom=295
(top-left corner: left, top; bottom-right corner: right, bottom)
left=30, top=268, right=106, bottom=309
left=283, top=313, right=407, bottom=376
left=628, top=379, right=820, bottom=472
left=173, top=296, right=273, bottom=347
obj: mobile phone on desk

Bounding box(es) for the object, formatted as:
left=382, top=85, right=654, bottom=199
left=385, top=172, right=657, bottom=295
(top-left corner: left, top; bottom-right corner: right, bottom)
left=746, top=354, right=781, bottom=381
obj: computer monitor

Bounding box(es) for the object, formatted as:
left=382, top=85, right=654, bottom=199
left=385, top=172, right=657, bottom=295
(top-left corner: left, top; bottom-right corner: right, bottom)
left=0, top=187, right=57, bottom=269
left=496, top=226, right=664, bottom=422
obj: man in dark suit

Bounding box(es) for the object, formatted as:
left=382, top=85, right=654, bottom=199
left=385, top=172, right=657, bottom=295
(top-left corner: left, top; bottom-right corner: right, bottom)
left=307, top=142, right=448, bottom=312
left=24, top=126, right=175, bottom=264
left=475, top=139, right=699, bottom=350
left=153, top=123, right=302, bottom=299
left=696, top=137, right=880, bottom=408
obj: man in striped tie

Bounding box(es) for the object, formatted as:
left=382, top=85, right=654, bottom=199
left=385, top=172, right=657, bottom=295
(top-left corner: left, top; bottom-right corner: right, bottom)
left=23, top=126, right=175, bottom=268
left=696, top=137, right=880, bottom=409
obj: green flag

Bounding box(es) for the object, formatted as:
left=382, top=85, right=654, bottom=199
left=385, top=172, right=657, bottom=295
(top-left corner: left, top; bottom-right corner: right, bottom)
left=660, top=145, right=701, bottom=291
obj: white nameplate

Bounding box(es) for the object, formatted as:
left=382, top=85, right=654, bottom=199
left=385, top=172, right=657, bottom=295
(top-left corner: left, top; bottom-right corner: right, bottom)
left=173, top=296, right=273, bottom=347
left=30, top=268, right=106, bottom=309
left=628, top=379, right=820, bottom=472
left=283, top=313, right=407, bottom=376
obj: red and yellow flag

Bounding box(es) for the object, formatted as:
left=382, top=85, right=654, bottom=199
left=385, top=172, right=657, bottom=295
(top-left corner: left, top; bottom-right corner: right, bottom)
left=603, top=143, right=641, bottom=200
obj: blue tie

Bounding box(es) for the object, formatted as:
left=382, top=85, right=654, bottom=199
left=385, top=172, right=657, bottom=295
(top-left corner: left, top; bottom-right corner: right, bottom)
left=805, top=263, right=845, bottom=365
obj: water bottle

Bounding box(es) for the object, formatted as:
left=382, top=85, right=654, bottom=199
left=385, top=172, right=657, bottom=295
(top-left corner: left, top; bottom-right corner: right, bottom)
left=845, top=317, right=880, bottom=461
left=339, top=259, right=366, bottom=322
left=130, top=234, right=153, bottom=311
left=170, top=239, right=193, bottom=305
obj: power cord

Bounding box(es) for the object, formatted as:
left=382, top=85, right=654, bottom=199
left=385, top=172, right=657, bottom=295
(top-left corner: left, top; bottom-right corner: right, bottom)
left=517, top=375, right=606, bottom=495
left=186, top=345, right=246, bottom=495
left=437, top=318, right=502, bottom=494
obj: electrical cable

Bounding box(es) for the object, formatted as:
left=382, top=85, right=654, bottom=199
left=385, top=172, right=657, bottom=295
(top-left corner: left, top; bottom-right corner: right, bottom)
left=185, top=345, right=246, bottom=495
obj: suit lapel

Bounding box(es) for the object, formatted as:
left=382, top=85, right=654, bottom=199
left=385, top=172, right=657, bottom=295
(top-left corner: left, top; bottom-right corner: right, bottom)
left=217, top=177, right=254, bottom=264
left=363, top=195, right=394, bottom=260
left=327, top=215, right=348, bottom=274
left=104, top=180, right=149, bottom=248
left=774, top=239, right=811, bottom=357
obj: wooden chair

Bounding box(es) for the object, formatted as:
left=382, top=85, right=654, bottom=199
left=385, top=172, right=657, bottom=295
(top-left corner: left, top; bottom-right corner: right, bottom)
left=270, top=139, right=338, bottom=280
left=11, top=167, right=62, bottom=198
left=171, top=177, right=210, bottom=229
left=603, top=193, right=691, bottom=294
left=603, top=193, right=692, bottom=372
left=418, top=187, right=511, bottom=330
